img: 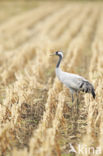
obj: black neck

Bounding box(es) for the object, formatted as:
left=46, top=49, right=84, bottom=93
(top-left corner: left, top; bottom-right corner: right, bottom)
left=56, top=55, right=62, bottom=68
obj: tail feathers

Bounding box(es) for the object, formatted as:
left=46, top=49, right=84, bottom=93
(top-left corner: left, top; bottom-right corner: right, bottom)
left=80, top=80, right=96, bottom=99
left=92, top=88, right=96, bottom=99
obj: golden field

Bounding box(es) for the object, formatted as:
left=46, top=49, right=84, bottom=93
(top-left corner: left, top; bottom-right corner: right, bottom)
left=0, top=1, right=103, bottom=156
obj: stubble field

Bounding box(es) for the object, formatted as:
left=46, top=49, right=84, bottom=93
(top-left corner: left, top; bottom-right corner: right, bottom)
left=0, top=1, right=103, bottom=156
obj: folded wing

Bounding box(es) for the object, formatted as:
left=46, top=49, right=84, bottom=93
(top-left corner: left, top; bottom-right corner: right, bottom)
left=61, top=72, right=96, bottom=98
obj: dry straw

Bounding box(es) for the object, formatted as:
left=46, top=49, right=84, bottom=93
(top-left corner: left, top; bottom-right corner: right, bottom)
left=0, top=2, right=102, bottom=156
left=80, top=11, right=103, bottom=156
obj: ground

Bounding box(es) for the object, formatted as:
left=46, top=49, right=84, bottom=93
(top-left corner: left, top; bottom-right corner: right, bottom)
left=0, top=1, right=103, bottom=156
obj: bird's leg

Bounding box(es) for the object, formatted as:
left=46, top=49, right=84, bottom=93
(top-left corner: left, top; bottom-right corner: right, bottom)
left=76, top=92, right=79, bottom=114
left=72, top=93, right=74, bottom=103
left=71, top=93, right=75, bottom=122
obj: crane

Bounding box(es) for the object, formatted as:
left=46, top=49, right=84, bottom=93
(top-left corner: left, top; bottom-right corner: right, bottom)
left=50, top=51, right=96, bottom=103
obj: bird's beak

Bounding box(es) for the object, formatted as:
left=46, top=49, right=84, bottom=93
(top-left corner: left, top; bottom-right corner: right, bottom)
left=50, top=52, right=56, bottom=56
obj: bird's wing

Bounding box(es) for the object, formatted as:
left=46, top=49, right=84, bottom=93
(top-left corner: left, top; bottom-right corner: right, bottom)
left=60, top=71, right=95, bottom=98
left=60, top=72, right=88, bottom=90
left=79, top=79, right=96, bottom=98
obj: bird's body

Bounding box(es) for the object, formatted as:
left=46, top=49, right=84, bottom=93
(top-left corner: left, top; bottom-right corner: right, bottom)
left=56, top=68, right=95, bottom=98
left=51, top=51, right=95, bottom=102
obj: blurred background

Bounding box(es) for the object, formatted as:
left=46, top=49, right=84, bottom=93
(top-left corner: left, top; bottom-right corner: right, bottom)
left=0, top=0, right=103, bottom=156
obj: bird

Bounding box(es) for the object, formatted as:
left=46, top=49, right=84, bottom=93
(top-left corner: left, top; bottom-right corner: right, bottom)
left=50, top=51, right=96, bottom=103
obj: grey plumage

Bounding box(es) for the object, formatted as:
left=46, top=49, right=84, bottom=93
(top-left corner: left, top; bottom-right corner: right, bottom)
left=51, top=51, right=96, bottom=102
left=79, top=80, right=95, bottom=98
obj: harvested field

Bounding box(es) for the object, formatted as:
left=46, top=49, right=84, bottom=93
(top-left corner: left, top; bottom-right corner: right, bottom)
left=0, top=1, right=103, bottom=156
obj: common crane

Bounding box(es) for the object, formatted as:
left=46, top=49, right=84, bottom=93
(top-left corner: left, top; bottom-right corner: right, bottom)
left=51, top=51, right=96, bottom=102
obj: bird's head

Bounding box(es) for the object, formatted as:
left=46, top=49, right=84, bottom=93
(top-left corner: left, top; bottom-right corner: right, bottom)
left=50, top=51, right=63, bottom=58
